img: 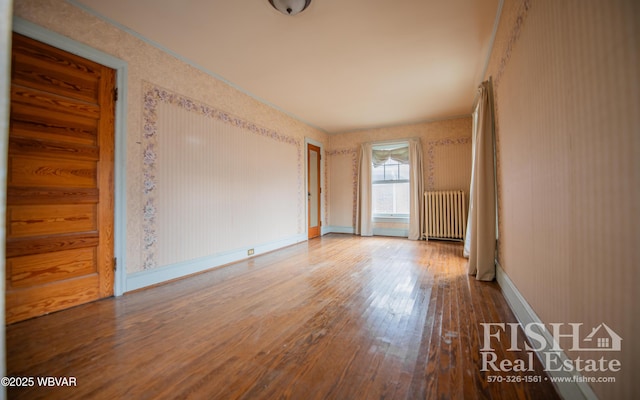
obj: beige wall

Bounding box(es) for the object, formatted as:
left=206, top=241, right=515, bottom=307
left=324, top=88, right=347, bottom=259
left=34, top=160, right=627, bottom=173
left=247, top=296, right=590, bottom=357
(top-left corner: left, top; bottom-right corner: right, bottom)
left=327, top=118, right=472, bottom=232
left=13, top=0, right=328, bottom=275
left=487, top=0, right=639, bottom=397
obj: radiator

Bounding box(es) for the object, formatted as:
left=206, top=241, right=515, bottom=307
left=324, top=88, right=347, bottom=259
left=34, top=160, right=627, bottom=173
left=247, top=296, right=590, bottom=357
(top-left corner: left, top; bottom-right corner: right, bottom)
left=424, top=190, right=467, bottom=241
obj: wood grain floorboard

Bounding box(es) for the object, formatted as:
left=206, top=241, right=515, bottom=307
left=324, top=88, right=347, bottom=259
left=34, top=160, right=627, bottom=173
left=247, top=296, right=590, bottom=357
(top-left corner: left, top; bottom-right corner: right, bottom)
left=6, top=234, right=561, bottom=399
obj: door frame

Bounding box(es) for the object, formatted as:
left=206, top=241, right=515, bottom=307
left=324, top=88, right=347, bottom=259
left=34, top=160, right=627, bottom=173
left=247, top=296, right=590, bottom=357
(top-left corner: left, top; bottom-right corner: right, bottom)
left=13, top=17, right=128, bottom=296
left=304, top=138, right=324, bottom=239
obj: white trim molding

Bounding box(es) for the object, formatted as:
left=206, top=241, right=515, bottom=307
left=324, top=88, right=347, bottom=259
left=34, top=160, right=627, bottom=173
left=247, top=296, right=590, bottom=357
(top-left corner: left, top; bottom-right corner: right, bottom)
left=325, top=226, right=355, bottom=235
left=321, top=226, right=333, bottom=236
left=496, top=262, right=599, bottom=400
left=372, top=228, right=408, bottom=238
left=12, top=17, right=129, bottom=297
left=323, top=226, right=408, bottom=238
left=373, top=216, right=410, bottom=224
left=126, top=234, right=306, bottom=292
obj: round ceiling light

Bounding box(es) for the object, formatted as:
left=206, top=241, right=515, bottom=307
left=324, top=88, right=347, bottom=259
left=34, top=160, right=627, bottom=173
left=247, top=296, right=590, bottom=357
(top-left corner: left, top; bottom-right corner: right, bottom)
left=268, top=0, right=312, bottom=16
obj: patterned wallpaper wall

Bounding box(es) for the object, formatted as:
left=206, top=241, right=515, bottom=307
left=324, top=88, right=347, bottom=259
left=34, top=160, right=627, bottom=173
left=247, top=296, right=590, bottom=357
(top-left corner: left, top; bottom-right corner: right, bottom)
left=484, top=1, right=639, bottom=398
left=142, top=84, right=301, bottom=270
left=327, top=118, right=472, bottom=229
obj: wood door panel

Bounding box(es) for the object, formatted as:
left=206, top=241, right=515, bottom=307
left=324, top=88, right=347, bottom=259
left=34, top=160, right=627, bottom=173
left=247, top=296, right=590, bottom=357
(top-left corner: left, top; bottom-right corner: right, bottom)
left=11, top=86, right=100, bottom=119
left=6, top=232, right=100, bottom=258
left=8, top=248, right=96, bottom=288
left=9, top=156, right=96, bottom=187
left=10, top=102, right=97, bottom=145
left=6, top=275, right=100, bottom=323
left=8, top=187, right=99, bottom=205
left=9, top=136, right=99, bottom=161
left=7, top=204, right=97, bottom=238
left=11, top=34, right=102, bottom=103
left=11, top=59, right=99, bottom=104
left=7, top=32, right=115, bottom=323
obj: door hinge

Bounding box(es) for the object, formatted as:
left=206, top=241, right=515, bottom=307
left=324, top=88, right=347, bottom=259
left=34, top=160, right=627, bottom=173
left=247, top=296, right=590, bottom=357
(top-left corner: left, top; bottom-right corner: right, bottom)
left=113, top=87, right=118, bottom=102
left=113, top=257, right=117, bottom=271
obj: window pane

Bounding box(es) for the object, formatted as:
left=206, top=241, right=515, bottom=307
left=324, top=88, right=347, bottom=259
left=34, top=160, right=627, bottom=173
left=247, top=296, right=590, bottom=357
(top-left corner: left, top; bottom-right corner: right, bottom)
left=385, top=164, right=399, bottom=180
left=399, top=164, right=410, bottom=180
left=372, top=182, right=410, bottom=215
left=372, top=183, right=394, bottom=214
left=395, top=182, right=410, bottom=214
left=372, top=165, right=385, bottom=181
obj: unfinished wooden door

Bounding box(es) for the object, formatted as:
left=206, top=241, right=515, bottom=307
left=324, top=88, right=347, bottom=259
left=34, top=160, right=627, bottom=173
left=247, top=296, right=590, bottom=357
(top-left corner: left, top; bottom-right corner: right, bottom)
left=6, top=33, right=116, bottom=324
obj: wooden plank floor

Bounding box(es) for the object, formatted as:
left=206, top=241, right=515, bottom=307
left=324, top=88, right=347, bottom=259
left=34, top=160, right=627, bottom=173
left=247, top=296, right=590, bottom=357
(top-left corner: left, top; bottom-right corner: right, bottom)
left=6, top=234, right=560, bottom=399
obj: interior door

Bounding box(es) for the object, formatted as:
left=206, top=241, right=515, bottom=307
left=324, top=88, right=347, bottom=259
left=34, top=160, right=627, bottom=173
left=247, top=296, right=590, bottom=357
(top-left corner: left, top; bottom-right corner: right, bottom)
left=307, top=143, right=321, bottom=239
left=5, top=33, right=116, bottom=324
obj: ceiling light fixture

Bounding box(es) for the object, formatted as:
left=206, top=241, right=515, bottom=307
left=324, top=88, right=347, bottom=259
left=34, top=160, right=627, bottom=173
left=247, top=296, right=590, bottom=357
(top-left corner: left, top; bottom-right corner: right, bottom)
left=268, top=0, right=312, bottom=16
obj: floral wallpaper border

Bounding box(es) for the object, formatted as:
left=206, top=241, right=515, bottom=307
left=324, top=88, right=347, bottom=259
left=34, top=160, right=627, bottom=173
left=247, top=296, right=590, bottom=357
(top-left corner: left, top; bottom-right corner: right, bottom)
left=426, top=137, right=472, bottom=191
left=141, top=82, right=302, bottom=270
left=491, top=0, right=532, bottom=263
left=327, top=149, right=359, bottom=227
left=493, top=0, right=531, bottom=90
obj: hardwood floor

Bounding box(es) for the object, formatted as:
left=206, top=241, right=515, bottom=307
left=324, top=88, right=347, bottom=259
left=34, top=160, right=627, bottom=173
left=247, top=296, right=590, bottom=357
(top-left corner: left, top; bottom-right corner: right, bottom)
left=6, top=234, right=560, bottom=399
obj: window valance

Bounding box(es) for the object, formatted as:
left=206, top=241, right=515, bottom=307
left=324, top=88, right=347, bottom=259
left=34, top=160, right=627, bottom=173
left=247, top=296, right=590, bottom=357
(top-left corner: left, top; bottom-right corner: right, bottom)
left=371, top=146, right=409, bottom=167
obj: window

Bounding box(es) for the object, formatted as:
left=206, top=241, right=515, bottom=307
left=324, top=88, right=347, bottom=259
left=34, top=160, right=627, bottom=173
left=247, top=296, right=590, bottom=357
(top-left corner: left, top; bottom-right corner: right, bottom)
left=372, top=144, right=410, bottom=217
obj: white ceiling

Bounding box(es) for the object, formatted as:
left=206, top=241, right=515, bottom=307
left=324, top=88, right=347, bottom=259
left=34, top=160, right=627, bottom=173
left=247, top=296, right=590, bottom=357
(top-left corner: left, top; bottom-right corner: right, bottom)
left=72, top=0, right=501, bottom=134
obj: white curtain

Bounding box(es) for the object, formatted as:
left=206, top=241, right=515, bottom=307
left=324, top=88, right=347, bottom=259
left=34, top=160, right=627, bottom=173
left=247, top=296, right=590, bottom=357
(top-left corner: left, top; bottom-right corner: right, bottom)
left=408, top=139, right=424, bottom=240
left=357, top=140, right=423, bottom=239
left=464, top=111, right=479, bottom=257
left=464, top=79, right=497, bottom=281
left=355, top=143, right=373, bottom=236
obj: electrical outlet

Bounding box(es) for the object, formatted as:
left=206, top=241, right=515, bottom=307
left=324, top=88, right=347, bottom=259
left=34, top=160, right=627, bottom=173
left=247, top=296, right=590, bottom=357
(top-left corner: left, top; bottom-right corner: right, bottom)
left=247, top=248, right=254, bottom=256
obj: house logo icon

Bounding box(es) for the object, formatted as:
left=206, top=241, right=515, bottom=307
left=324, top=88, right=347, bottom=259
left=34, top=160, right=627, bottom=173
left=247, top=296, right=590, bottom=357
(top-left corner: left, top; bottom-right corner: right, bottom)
left=581, top=323, right=622, bottom=351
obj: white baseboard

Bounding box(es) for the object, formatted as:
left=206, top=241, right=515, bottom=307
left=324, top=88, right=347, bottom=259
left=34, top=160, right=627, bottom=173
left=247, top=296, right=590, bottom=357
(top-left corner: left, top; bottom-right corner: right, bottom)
left=496, top=262, right=599, bottom=400
left=323, top=226, right=409, bottom=238
left=126, top=234, right=306, bottom=292
left=321, top=226, right=333, bottom=235
left=372, top=227, right=408, bottom=237
left=325, top=226, right=355, bottom=234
